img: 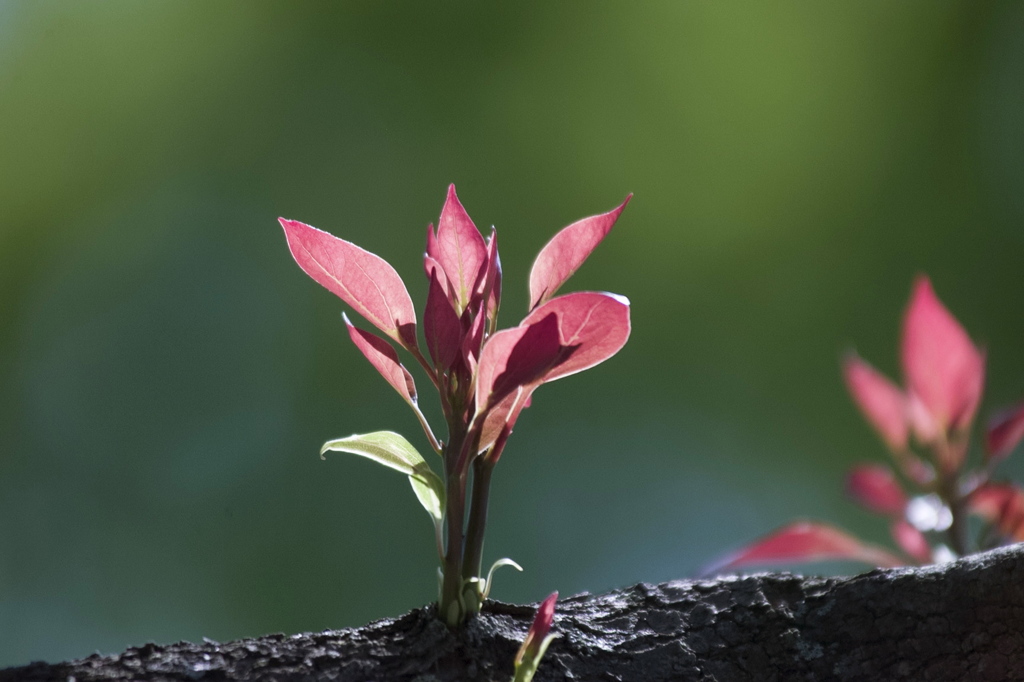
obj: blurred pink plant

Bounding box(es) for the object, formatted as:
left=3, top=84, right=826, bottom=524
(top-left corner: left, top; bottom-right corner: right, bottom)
left=711, top=276, right=1024, bottom=573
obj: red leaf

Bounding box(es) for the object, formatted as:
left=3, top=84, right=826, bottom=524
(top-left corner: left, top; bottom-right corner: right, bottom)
left=473, top=229, right=501, bottom=321
left=475, top=314, right=566, bottom=411
left=846, top=464, right=907, bottom=516
left=435, top=185, right=487, bottom=312
left=343, top=314, right=417, bottom=406
left=985, top=402, right=1024, bottom=461
left=704, top=522, right=905, bottom=575
left=528, top=195, right=631, bottom=310
left=424, top=269, right=462, bottom=371
left=425, top=222, right=441, bottom=264
left=968, top=483, right=1024, bottom=541
left=280, top=219, right=417, bottom=349
left=515, top=592, right=558, bottom=666
left=900, top=276, right=985, bottom=433
left=479, top=389, right=521, bottom=451
left=890, top=519, right=931, bottom=563
left=522, top=292, right=630, bottom=384
left=842, top=353, right=908, bottom=451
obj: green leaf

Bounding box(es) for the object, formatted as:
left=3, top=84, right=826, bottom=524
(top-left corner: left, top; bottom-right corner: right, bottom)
left=482, top=557, right=523, bottom=599
left=321, top=431, right=445, bottom=528
left=409, top=471, right=445, bottom=520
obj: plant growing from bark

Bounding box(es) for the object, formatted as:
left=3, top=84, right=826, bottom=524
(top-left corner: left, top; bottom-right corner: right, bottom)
left=280, top=185, right=631, bottom=626
left=711, top=275, right=1024, bottom=573
left=512, top=592, right=558, bottom=682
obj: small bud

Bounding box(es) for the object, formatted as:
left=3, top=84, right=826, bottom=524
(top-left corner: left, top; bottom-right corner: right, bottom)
left=512, top=592, right=558, bottom=682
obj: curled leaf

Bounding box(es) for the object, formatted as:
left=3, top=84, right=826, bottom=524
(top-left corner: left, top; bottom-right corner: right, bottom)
left=320, top=431, right=445, bottom=528
left=343, top=314, right=417, bottom=406
left=481, top=557, right=523, bottom=600
left=900, top=276, right=985, bottom=433
left=985, top=402, right=1024, bottom=462
left=842, top=353, right=908, bottom=452
left=703, top=521, right=905, bottom=575
left=281, top=218, right=417, bottom=349
left=469, top=228, right=501, bottom=323
left=529, top=195, right=631, bottom=310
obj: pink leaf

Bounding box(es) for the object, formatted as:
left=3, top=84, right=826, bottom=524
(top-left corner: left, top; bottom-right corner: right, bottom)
left=968, top=483, right=1024, bottom=542
left=435, top=184, right=488, bottom=312
left=522, top=291, right=631, bottom=384
left=890, top=519, right=931, bottom=563
left=515, top=592, right=558, bottom=667
left=900, top=276, right=985, bottom=432
left=280, top=219, right=417, bottom=349
left=343, top=314, right=417, bottom=406
left=842, top=353, right=908, bottom=451
left=424, top=269, right=462, bottom=371
left=474, top=228, right=501, bottom=321
left=425, top=222, right=441, bottom=263
left=906, top=391, right=939, bottom=446
left=478, top=389, right=523, bottom=453
left=461, top=300, right=487, bottom=367
left=528, top=195, right=631, bottom=311
left=985, top=402, right=1024, bottom=461
left=475, top=314, right=566, bottom=411
left=704, top=522, right=905, bottom=575
left=846, top=464, right=907, bottom=516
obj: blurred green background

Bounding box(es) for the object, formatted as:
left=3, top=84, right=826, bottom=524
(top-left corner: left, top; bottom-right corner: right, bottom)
left=2, top=0, right=1023, bottom=667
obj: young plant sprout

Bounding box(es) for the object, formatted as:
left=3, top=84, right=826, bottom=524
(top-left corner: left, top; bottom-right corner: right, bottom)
left=280, top=185, right=631, bottom=626
left=512, top=592, right=558, bottom=682
left=710, top=276, right=1024, bottom=573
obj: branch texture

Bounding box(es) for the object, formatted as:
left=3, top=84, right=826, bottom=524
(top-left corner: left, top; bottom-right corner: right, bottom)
left=5, top=545, right=1023, bottom=681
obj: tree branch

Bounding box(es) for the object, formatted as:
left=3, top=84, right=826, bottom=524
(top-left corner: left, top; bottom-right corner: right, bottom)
left=5, top=544, right=1024, bottom=682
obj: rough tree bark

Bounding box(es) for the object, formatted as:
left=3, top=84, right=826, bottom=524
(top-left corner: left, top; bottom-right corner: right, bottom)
left=4, top=544, right=1023, bottom=682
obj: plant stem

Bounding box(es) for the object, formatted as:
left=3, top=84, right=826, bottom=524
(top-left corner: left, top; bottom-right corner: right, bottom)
left=462, top=457, right=494, bottom=585
left=946, top=488, right=969, bottom=557
left=439, top=467, right=466, bottom=627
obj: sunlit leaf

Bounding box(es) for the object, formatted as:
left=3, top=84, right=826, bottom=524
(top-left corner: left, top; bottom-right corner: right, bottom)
left=842, top=353, right=908, bottom=451
left=845, top=464, right=906, bottom=516
left=475, top=314, right=566, bottom=411
left=901, top=276, right=985, bottom=433
left=434, top=184, right=487, bottom=312
left=528, top=195, right=631, bottom=310
left=280, top=218, right=417, bottom=349
left=320, top=431, right=444, bottom=524
left=703, top=521, right=905, bottom=575
left=409, top=473, right=446, bottom=539
left=985, top=402, right=1024, bottom=461
left=343, top=314, right=417, bottom=406
left=522, top=291, right=630, bottom=383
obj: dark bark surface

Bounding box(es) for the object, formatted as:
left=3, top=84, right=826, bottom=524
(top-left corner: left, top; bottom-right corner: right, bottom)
left=5, top=544, right=1023, bottom=682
